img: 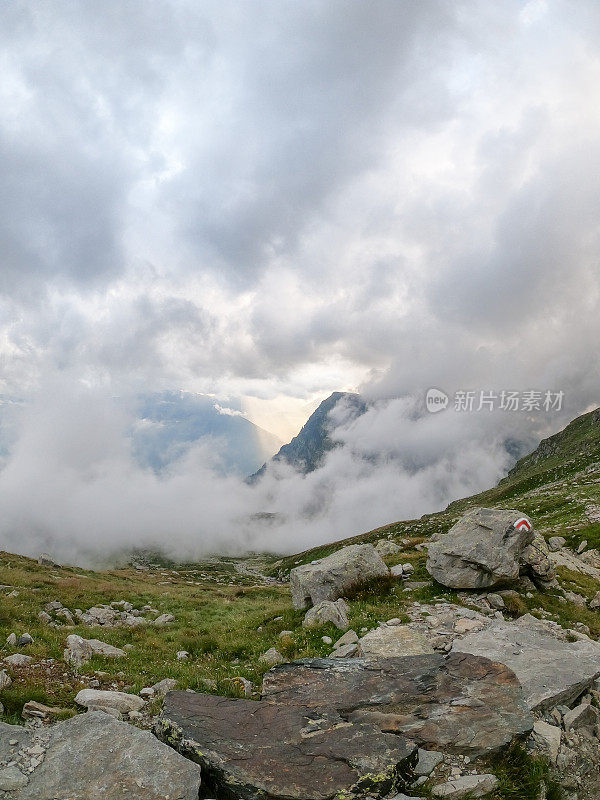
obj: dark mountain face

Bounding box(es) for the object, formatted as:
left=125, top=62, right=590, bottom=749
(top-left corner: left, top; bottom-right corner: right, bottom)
left=250, top=391, right=367, bottom=480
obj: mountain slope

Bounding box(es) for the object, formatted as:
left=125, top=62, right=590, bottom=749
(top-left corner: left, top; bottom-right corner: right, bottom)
left=132, top=391, right=282, bottom=476
left=250, top=391, right=367, bottom=480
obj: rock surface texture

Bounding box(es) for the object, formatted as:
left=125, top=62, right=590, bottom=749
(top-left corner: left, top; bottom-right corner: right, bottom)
left=261, top=654, right=533, bottom=756
left=426, top=507, right=534, bottom=589
left=452, top=614, right=600, bottom=710
left=290, top=544, right=389, bottom=609
left=156, top=690, right=417, bottom=800
left=0, top=712, right=201, bottom=799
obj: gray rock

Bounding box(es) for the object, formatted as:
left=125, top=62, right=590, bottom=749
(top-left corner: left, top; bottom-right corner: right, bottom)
left=563, top=702, right=599, bottom=730
left=6, top=633, right=17, bottom=647
left=414, top=748, right=444, bottom=776
left=590, top=591, right=600, bottom=610
left=156, top=690, right=417, bottom=800
left=333, top=629, right=359, bottom=648
left=259, top=648, right=285, bottom=666
left=330, top=642, right=359, bottom=658
left=0, top=670, right=11, bottom=690
left=520, top=532, right=555, bottom=581
left=37, top=611, right=52, bottom=624
left=375, top=539, right=402, bottom=556
left=531, top=720, right=561, bottom=763
left=432, top=773, right=498, bottom=798
left=290, top=544, right=389, bottom=610
left=64, top=634, right=126, bottom=667
left=578, top=539, right=588, bottom=554
left=4, top=654, right=33, bottom=667
left=390, top=564, right=404, bottom=577
left=151, top=678, right=178, bottom=695
left=0, top=766, right=28, bottom=790
left=486, top=593, right=505, bottom=610
left=357, top=625, right=434, bottom=658
left=453, top=614, right=600, bottom=710
left=0, top=711, right=200, bottom=799
left=426, top=508, right=534, bottom=589
left=302, top=598, right=349, bottom=630
left=548, top=536, right=566, bottom=552
left=17, top=633, right=33, bottom=647
left=75, top=689, right=145, bottom=714
left=262, top=654, right=533, bottom=756
left=153, top=613, right=175, bottom=626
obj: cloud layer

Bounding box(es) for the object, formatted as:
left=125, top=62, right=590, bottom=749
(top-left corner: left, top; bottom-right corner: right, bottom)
left=0, top=1, right=599, bottom=561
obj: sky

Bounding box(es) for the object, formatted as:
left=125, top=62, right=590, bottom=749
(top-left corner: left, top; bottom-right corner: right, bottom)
left=0, top=0, right=599, bottom=562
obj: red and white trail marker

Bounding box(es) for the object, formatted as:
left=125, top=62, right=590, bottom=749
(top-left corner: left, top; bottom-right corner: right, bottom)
left=514, top=517, right=532, bottom=531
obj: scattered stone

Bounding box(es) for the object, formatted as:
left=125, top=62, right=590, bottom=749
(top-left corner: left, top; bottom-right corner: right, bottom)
left=414, top=748, right=444, bottom=776
left=426, top=508, right=534, bottom=589
left=153, top=614, right=175, bottom=626
left=330, top=643, right=358, bottom=658
left=64, top=634, right=126, bottom=667
left=402, top=563, right=415, bottom=575
left=75, top=689, right=145, bottom=714
left=532, top=720, right=561, bottom=763
left=453, top=614, right=600, bottom=710
left=278, top=630, right=293, bottom=639
left=0, top=670, right=11, bottom=690
left=37, top=553, right=58, bottom=567
left=563, top=590, right=588, bottom=607
left=358, top=625, right=434, bottom=658
left=486, top=593, right=505, bottom=610
left=262, top=654, right=533, bottom=756
left=140, top=687, right=155, bottom=699
left=578, top=540, right=588, bottom=554
left=453, top=618, right=485, bottom=635
left=548, top=536, right=566, bottom=552
left=432, top=773, right=498, bottom=798
left=37, top=611, right=52, bottom=625
left=6, top=633, right=17, bottom=647
left=334, top=630, right=359, bottom=649
left=259, top=648, right=285, bottom=667
left=17, top=633, right=33, bottom=647
left=4, top=654, right=33, bottom=667
left=375, top=539, right=402, bottom=556
left=589, top=591, right=600, bottom=610
left=563, top=702, right=599, bottom=731
left=390, top=564, right=404, bottom=577
left=322, top=636, right=332, bottom=645
left=21, top=701, right=69, bottom=721
left=289, top=543, right=389, bottom=609
left=156, top=690, right=417, bottom=800
left=0, top=711, right=200, bottom=799
left=151, top=678, right=178, bottom=696
left=176, top=650, right=190, bottom=660
left=302, top=598, right=349, bottom=630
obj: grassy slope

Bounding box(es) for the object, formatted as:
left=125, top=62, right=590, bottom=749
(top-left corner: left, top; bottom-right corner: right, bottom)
left=2, top=408, right=600, bottom=798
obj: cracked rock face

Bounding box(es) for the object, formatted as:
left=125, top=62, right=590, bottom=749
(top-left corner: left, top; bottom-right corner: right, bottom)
left=426, top=508, right=534, bottom=589
left=262, top=654, right=533, bottom=757
left=156, top=691, right=417, bottom=800
left=0, top=712, right=200, bottom=800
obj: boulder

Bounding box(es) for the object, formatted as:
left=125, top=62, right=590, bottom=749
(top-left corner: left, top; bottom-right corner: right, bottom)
left=302, top=599, right=349, bottom=630
left=357, top=626, right=434, bottom=658
left=426, top=508, right=534, bottom=589
left=0, top=711, right=200, bottom=799
left=414, top=749, right=443, bottom=776
left=259, top=648, right=285, bottom=667
left=330, top=642, right=358, bottom=658
left=156, top=690, right=417, bottom=800
left=452, top=614, right=600, bottom=710
left=74, top=689, right=145, bottom=714
left=563, top=702, right=599, bottom=731
left=261, top=654, right=533, bottom=757
left=290, top=544, right=389, bottom=610
left=153, top=614, right=175, bottom=626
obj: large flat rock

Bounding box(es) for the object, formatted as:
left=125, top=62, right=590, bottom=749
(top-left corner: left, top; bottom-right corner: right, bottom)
left=262, top=653, right=533, bottom=757
left=426, top=507, right=534, bottom=589
left=0, top=711, right=201, bottom=800
left=452, top=615, right=600, bottom=710
left=156, top=690, right=417, bottom=800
